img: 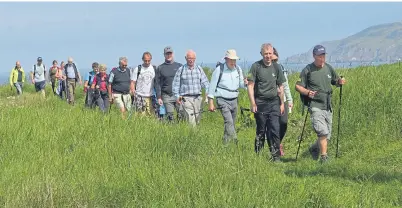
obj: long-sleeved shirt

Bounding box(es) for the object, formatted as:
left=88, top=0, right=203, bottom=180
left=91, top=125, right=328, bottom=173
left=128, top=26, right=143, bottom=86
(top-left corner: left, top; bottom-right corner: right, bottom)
left=155, top=61, right=183, bottom=98
left=172, top=64, right=209, bottom=100
left=278, top=62, right=293, bottom=104
left=9, top=67, right=25, bottom=85
left=207, top=63, right=245, bottom=99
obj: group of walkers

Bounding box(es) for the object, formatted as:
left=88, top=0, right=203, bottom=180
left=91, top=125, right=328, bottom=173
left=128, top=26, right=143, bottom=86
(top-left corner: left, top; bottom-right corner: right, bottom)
left=8, top=43, right=346, bottom=163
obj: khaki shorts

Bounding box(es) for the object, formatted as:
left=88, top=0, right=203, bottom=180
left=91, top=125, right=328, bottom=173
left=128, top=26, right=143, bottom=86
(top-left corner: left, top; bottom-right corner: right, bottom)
left=113, top=93, right=132, bottom=111
left=309, top=107, right=333, bottom=140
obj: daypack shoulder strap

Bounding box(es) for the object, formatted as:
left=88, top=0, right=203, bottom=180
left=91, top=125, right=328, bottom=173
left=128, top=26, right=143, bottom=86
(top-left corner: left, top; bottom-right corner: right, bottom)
left=215, top=63, right=225, bottom=91
left=137, top=65, right=142, bottom=80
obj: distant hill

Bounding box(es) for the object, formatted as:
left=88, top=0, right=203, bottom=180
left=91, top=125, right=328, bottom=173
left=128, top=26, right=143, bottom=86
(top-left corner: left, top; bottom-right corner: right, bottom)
left=285, top=21, right=402, bottom=63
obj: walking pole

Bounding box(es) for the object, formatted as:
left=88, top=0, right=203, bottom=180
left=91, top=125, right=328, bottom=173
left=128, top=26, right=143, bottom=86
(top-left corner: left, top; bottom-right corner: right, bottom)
left=336, top=76, right=344, bottom=158
left=296, top=101, right=310, bottom=161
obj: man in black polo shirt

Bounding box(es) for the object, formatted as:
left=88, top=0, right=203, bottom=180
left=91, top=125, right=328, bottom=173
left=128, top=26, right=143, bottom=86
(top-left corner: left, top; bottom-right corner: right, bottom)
left=247, top=43, right=286, bottom=162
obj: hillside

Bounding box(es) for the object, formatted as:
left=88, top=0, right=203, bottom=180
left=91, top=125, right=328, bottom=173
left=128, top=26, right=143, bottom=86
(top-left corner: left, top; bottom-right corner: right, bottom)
left=0, top=64, right=401, bottom=207
left=285, top=21, right=402, bottom=63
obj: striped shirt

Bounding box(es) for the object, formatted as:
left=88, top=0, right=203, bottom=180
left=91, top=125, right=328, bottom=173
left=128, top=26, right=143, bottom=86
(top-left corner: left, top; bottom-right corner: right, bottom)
left=172, top=64, right=209, bottom=99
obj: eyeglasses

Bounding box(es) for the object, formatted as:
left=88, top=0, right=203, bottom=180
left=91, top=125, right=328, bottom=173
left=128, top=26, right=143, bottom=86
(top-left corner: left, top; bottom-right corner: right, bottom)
left=122, top=65, right=127, bottom=68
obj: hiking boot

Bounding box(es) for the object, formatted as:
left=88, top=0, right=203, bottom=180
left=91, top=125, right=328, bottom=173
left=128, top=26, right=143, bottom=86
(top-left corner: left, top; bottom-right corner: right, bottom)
left=309, top=145, right=319, bottom=160
left=280, top=144, right=284, bottom=156
left=270, top=156, right=282, bottom=163
left=319, top=155, right=329, bottom=164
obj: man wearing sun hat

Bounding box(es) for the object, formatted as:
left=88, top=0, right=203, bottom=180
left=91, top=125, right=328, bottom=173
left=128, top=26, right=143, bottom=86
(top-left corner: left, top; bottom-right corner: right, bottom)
left=208, top=49, right=246, bottom=144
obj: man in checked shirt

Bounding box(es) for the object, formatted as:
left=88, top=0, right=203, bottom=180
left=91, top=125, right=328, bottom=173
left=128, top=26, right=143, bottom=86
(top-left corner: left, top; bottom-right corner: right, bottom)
left=172, top=50, right=210, bottom=127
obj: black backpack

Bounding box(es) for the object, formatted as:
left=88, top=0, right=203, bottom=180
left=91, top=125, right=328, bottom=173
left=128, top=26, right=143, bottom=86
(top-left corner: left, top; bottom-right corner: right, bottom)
left=33, top=64, right=46, bottom=76
left=215, top=62, right=241, bottom=93
left=64, top=63, right=79, bottom=81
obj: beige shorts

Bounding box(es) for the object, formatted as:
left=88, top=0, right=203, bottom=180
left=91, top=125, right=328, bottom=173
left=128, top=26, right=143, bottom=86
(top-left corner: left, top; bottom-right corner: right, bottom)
left=113, top=93, right=132, bottom=110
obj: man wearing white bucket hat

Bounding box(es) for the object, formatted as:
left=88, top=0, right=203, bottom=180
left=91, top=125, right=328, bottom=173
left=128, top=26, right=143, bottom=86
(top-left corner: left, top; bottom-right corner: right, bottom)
left=208, top=49, right=246, bottom=145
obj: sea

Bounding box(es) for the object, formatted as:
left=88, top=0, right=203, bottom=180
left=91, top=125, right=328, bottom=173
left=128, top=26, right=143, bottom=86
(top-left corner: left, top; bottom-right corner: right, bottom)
left=0, top=61, right=395, bottom=86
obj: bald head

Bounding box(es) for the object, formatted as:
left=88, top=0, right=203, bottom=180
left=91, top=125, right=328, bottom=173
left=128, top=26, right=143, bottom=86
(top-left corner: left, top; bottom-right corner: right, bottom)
left=68, top=57, right=73, bottom=64
left=185, top=50, right=196, bottom=67
left=15, top=61, right=21, bottom=68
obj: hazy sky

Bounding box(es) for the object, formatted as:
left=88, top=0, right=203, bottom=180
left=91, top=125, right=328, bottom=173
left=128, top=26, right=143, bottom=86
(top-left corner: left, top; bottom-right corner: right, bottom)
left=1, top=2, right=402, bottom=72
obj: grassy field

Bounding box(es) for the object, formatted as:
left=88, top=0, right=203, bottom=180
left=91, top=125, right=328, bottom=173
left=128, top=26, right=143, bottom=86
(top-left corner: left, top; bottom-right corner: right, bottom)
left=0, top=64, right=401, bottom=207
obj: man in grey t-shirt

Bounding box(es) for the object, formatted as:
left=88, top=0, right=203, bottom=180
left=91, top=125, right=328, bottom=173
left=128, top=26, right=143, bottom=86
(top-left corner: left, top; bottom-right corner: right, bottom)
left=30, top=57, right=47, bottom=97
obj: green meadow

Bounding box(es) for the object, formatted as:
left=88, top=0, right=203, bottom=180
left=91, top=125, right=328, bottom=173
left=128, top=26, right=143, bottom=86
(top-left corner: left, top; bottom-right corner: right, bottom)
left=0, top=64, right=401, bottom=207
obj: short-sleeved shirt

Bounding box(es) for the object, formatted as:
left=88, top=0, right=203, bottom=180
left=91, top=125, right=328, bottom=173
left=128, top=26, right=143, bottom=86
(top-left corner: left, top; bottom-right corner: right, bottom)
left=130, top=65, right=156, bottom=97
left=296, top=63, right=340, bottom=110
left=247, top=60, right=286, bottom=104
left=31, top=64, right=46, bottom=82
left=85, top=71, right=97, bottom=86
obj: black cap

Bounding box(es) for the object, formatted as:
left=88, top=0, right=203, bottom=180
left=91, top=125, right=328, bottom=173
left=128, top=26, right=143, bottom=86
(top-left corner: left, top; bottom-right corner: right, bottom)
left=313, top=45, right=326, bottom=56
left=37, top=57, right=43, bottom=62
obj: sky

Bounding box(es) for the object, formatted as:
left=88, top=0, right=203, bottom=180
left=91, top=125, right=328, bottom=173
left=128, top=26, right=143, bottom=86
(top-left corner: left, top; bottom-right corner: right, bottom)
left=1, top=1, right=402, bottom=74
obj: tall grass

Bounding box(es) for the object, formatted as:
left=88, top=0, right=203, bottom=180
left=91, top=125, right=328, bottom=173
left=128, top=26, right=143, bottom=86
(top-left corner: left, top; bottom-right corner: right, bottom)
left=0, top=64, right=401, bottom=207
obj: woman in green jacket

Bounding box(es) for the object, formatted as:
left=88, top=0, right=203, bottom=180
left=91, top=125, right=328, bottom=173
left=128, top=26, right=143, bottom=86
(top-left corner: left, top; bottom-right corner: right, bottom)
left=9, top=61, right=25, bottom=95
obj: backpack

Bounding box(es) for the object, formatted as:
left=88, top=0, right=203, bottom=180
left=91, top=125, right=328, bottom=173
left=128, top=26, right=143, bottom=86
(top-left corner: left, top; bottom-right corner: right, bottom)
left=95, top=73, right=109, bottom=92
left=33, top=64, right=46, bottom=76
left=88, top=71, right=96, bottom=85
left=299, top=62, right=336, bottom=115
left=64, top=63, right=79, bottom=82
left=215, top=62, right=241, bottom=93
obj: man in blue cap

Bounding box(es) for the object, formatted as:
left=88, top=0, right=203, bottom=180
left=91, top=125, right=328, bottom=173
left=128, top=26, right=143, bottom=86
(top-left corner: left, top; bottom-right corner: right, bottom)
left=30, top=57, right=47, bottom=97
left=295, top=44, right=346, bottom=163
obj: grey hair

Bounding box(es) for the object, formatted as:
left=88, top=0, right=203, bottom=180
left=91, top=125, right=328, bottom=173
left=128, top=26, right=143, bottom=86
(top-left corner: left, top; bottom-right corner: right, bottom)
left=260, top=43, right=273, bottom=52
left=185, top=49, right=196, bottom=58
left=119, top=56, right=128, bottom=64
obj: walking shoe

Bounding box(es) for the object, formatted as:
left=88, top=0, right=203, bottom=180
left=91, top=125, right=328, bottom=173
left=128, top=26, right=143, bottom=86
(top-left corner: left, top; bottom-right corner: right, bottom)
left=309, top=145, right=319, bottom=160
left=279, top=144, right=284, bottom=156
left=319, top=154, right=329, bottom=164
left=270, top=156, right=282, bottom=163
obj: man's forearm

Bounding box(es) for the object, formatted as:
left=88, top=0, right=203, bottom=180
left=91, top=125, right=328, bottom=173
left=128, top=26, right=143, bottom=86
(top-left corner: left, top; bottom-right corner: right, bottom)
left=247, top=84, right=255, bottom=105
left=278, top=85, right=284, bottom=104
left=296, top=85, right=309, bottom=96
left=108, top=85, right=112, bottom=96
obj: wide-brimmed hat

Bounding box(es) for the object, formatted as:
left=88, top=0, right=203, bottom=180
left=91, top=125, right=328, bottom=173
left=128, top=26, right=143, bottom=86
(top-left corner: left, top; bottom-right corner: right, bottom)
left=224, top=49, right=239, bottom=60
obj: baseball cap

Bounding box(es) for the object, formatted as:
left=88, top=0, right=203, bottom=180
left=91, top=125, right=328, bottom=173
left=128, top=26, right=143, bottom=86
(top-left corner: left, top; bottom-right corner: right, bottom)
left=313, top=45, right=326, bottom=56
left=164, top=46, right=173, bottom=54
left=37, top=57, right=43, bottom=62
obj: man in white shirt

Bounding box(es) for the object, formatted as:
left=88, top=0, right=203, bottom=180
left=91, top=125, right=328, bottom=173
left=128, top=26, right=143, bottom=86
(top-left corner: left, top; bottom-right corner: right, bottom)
left=30, top=57, right=47, bottom=98
left=131, top=52, right=157, bottom=116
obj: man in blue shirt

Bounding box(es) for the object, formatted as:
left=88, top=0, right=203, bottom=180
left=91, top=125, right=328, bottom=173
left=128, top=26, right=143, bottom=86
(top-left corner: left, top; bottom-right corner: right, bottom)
left=172, top=50, right=209, bottom=127
left=84, top=62, right=99, bottom=108
left=208, top=49, right=246, bottom=144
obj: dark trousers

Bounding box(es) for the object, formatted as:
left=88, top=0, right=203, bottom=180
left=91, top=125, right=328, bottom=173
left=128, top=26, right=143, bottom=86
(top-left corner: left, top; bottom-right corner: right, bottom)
left=85, top=88, right=96, bottom=108
left=96, top=91, right=110, bottom=113
left=50, top=77, right=56, bottom=94
left=254, top=97, right=281, bottom=158
left=279, top=102, right=289, bottom=142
